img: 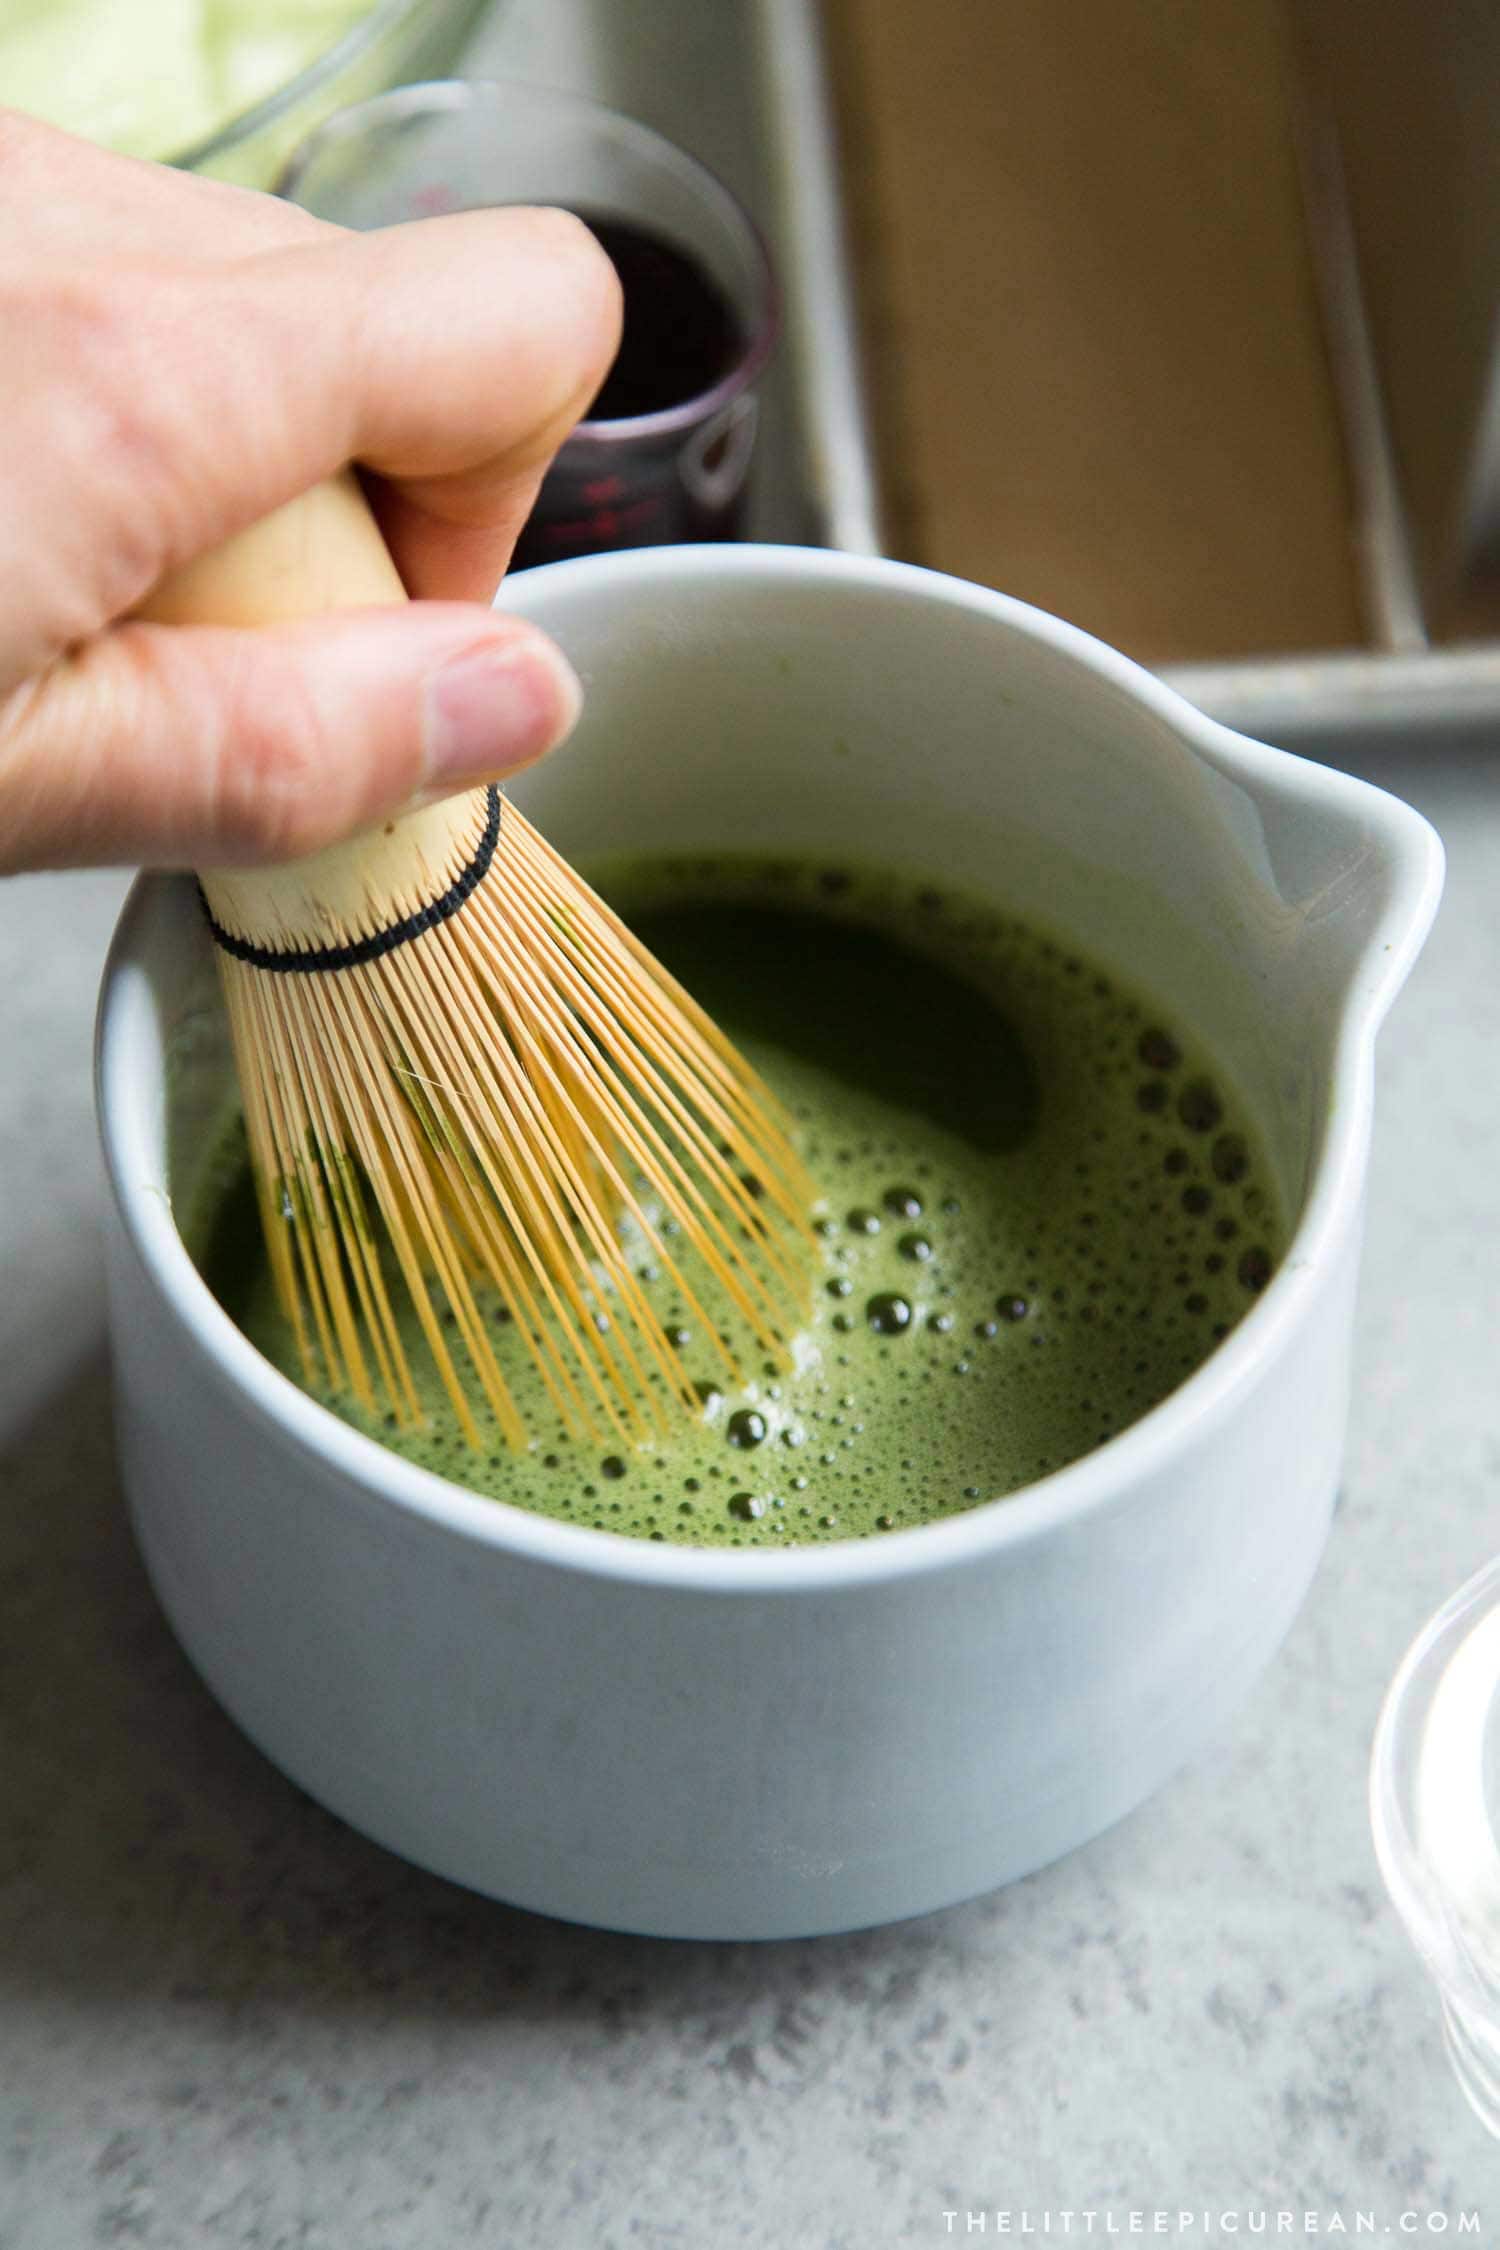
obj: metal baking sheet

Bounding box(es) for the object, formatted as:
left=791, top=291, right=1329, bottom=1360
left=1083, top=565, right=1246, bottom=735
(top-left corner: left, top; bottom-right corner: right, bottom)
left=748, top=0, right=1500, bottom=759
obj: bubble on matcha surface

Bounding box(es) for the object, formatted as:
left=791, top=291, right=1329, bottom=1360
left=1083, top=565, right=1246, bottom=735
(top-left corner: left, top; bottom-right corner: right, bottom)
left=188, top=853, right=1287, bottom=1548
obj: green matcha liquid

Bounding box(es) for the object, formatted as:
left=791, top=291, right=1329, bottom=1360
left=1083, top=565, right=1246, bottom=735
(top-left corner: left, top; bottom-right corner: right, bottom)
left=187, top=856, right=1283, bottom=1547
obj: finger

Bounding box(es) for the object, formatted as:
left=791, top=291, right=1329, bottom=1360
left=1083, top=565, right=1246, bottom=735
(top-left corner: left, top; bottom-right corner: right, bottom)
left=4, top=202, right=621, bottom=662
left=0, top=604, right=581, bottom=874
left=290, top=207, right=625, bottom=598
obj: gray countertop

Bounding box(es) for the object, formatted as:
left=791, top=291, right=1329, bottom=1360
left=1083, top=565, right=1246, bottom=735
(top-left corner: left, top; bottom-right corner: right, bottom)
left=6, top=740, right=1500, bottom=2247
left=6, top=3, right=1500, bottom=2243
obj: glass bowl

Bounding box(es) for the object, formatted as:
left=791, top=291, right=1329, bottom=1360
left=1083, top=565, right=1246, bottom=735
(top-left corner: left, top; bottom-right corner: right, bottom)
left=1370, top=1551, right=1500, bottom=2137
left=3, top=0, right=490, bottom=188
left=176, top=0, right=491, bottom=186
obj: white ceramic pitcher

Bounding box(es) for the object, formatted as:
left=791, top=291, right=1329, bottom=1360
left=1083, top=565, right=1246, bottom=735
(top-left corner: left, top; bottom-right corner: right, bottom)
left=96, top=547, right=1443, bottom=1939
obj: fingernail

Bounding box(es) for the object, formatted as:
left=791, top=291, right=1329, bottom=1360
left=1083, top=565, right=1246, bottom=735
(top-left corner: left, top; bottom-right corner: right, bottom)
left=423, top=635, right=583, bottom=789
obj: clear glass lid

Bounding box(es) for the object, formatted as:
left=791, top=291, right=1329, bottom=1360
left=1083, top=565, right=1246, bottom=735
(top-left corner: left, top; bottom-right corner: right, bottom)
left=1371, top=1551, right=1500, bottom=2137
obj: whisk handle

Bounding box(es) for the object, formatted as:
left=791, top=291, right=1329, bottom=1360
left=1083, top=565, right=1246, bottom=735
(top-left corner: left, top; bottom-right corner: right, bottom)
left=136, top=471, right=406, bottom=629
left=137, top=470, right=488, bottom=953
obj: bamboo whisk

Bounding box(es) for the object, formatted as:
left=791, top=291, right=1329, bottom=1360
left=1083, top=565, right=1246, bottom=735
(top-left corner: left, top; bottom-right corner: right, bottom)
left=146, top=476, right=817, bottom=1450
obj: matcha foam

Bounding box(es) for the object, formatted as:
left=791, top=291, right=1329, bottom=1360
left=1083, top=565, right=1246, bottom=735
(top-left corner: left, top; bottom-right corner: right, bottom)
left=186, top=855, right=1285, bottom=1547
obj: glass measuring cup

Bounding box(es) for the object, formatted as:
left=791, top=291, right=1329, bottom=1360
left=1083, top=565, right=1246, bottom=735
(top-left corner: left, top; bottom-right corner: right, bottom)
left=1371, top=1551, right=1500, bottom=2137
left=278, top=79, right=779, bottom=569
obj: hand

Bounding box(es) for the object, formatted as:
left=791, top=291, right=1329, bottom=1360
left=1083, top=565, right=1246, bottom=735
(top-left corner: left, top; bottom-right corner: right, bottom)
left=0, top=112, right=622, bottom=873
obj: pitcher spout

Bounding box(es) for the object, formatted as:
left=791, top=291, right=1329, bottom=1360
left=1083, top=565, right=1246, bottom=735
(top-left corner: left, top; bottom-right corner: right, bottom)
left=1195, top=722, right=1446, bottom=1039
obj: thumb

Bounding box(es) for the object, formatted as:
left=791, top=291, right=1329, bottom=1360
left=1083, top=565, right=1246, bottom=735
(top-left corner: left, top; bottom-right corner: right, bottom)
left=0, top=604, right=581, bottom=873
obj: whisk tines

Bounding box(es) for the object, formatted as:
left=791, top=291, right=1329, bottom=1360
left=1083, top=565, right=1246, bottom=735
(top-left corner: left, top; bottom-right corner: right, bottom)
left=213, top=788, right=817, bottom=1453
left=140, top=469, right=815, bottom=1453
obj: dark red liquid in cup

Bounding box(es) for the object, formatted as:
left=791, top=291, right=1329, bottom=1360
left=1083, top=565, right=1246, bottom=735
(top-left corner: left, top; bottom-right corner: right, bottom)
left=583, top=215, right=744, bottom=418
left=510, top=213, right=754, bottom=572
